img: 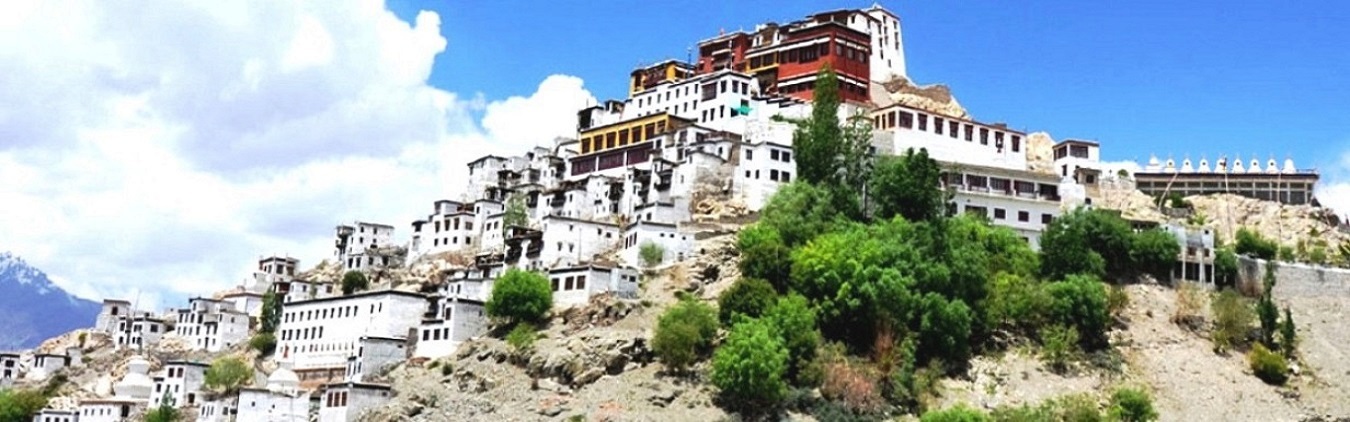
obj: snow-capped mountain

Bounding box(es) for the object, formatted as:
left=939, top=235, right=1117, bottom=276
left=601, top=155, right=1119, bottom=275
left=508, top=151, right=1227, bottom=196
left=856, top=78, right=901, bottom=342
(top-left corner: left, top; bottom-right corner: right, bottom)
left=0, top=252, right=100, bottom=350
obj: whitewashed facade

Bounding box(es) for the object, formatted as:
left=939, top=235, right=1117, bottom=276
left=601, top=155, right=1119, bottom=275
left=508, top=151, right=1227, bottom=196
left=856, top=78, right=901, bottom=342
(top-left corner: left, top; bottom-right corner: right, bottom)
left=275, top=290, right=427, bottom=387
left=317, top=382, right=392, bottom=422
left=151, top=361, right=209, bottom=408
left=174, top=298, right=250, bottom=352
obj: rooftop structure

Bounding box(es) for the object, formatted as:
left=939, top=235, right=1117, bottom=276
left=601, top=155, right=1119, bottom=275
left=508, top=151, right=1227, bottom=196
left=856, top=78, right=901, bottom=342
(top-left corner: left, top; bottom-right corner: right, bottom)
left=1136, top=155, right=1319, bottom=205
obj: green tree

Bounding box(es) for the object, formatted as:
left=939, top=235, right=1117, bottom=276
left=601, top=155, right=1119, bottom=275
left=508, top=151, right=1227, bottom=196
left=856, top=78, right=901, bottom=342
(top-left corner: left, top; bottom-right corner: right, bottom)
left=1045, top=274, right=1110, bottom=349
left=485, top=269, right=553, bottom=325
left=1038, top=208, right=1133, bottom=281
left=1248, top=343, right=1289, bottom=385
left=1235, top=228, right=1278, bottom=260
left=985, top=273, right=1051, bottom=334
left=144, top=393, right=181, bottom=422
left=793, top=65, right=843, bottom=186
left=736, top=224, right=792, bottom=290
left=717, top=278, right=778, bottom=325
left=759, top=182, right=851, bottom=248
left=506, top=323, right=537, bottom=351
left=920, top=404, right=992, bottom=422
left=249, top=332, right=277, bottom=356
left=1107, top=387, right=1158, bottom=422
left=502, top=193, right=528, bottom=235
left=0, top=388, right=48, bottom=422
left=917, top=293, right=973, bottom=367
left=259, top=290, right=282, bottom=334
left=711, top=318, right=790, bottom=410
left=1040, top=324, right=1080, bottom=373
left=1210, top=289, right=1254, bottom=352
left=1256, top=263, right=1279, bottom=347
left=652, top=297, right=719, bottom=373
left=1130, top=229, right=1181, bottom=282
left=870, top=148, right=947, bottom=223
left=203, top=356, right=252, bottom=394
left=1279, top=307, right=1297, bottom=357
left=764, top=293, right=820, bottom=383
left=1214, top=247, right=1240, bottom=286
left=638, top=241, right=665, bottom=269
left=341, top=271, right=368, bottom=295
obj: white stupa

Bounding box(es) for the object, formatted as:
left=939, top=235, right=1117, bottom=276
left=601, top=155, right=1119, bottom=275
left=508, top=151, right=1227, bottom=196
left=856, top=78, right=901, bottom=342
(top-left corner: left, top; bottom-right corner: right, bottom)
left=1181, top=157, right=1194, bottom=172
left=1266, top=158, right=1279, bottom=174
left=1216, top=157, right=1228, bottom=173
left=267, top=364, right=300, bottom=394
left=1198, top=157, right=1211, bottom=173
left=1248, top=158, right=1261, bottom=173
left=1165, top=157, right=1176, bottom=173
left=1283, top=158, right=1296, bottom=174
left=1146, top=154, right=1161, bottom=172
left=1233, top=155, right=1246, bottom=173
left=114, top=356, right=154, bottom=400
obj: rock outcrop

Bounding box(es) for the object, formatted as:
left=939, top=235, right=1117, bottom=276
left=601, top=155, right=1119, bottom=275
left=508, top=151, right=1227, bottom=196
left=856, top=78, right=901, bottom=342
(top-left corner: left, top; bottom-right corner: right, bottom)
left=874, top=76, right=970, bottom=119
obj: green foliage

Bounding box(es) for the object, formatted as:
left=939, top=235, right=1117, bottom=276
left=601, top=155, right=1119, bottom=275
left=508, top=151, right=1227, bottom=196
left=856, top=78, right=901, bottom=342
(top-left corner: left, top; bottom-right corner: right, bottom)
left=870, top=148, right=946, bottom=223
left=1107, top=387, right=1158, bottom=422
left=920, top=404, right=992, bottom=422
left=992, top=393, right=1105, bottom=422
left=259, top=290, right=282, bottom=333
left=341, top=271, right=368, bottom=296
left=1040, top=324, right=1081, bottom=373
left=485, top=269, right=553, bottom=324
left=793, top=65, right=843, bottom=187
left=1278, top=245, right=1295, bottom=262
left=441, top=362, right=455, bottom=376
left=985, top=273, right=1050, bottom=334
left=144, top=394, right=181, bottom=422
left=1247, top=343, right=1289, bottom=385
left=1165, top=192, right=1189, bottom=209
left=506, top=323, right=537, bottom=351
left=1235, top=228, right=1278, bottom=260
left=737, top=224, right=793, bottom=290
left=764, top=293, right=821, bottom=383
left=1045, top=275, right=1110, bottom=349
left=652, top=298, right=719, bottom=373
left=917, top=293, right=972, bottom=366
left=760, top=182, right=851, bottom=248
left=1279, top=307, right=1297, bottom=357
left=638, top=241, right=665, bottom=269
left=717, top=278, right=778, bottom=325
left=1214, top=248, right=1240, bottom=286
left=0, top=388, right=48, bottom=422
left=1256, top=263, right=1279, bottom=347
left=1210, top=289, right=1254, bottom=352
left=1130, top=229, right=1180, bottom=282
left=77, top=332, right=87, bottom=348
left=1309, top=246, right=1328, bottom=265
left=711, top=318, right=790, bottom=409
left=249, top=332, right=277, bottom=356
left=1038, top=208, right=1132, bottom=281
left=502, top=194, right=528, bottom=235
left=204, top=356, right=252, bottom=394
left=1106, top=285, right=1130, bottom=321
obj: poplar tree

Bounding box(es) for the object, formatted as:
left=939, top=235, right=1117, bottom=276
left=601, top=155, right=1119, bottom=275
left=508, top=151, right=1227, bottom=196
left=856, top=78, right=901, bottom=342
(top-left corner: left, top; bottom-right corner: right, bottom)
left=793, top=65, right=843, bottom=186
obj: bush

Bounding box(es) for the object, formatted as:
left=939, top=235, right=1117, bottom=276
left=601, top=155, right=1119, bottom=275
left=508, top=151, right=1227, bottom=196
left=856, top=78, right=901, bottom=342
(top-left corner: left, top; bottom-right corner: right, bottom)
left=1107, top=387, right=1158, bottom=422
left=1106, top=285, right=1130, bottom=321
left=1172, top=281, right=1207, bottom=328
left=1279, top=307, right=1297, bottom=357
left=249, top=332, right=277, bottom=356
left=1130, top=229, right=1180, bottom=282
left=0, top=388, right=48, bottom=422
left=341, top=271, right=369, bottom=295
left=1040, top=324, right=1080, bottom=373
left=506, top=323, right=537, bottom=351
left=737, top=224, right=793, bottom=290
left=144, top=395, right=181, bottom=422
left=1039, top=208, right=1133, bottom=281
left=765, top=294, right=820, bottom=383
left=1210, top=289, right=1253, bottom=352
left=440, top=362, right=454, bottom=376
left=1235, top=228, right=1278, bottom=260
left=1045, top=275, right=1110, bottom=349
left=820, top=361, right=885, bottom=415
left=486, top=269, right=553, bottom=324
left=1248, top=343, right=1289, bottom=385
left=204, top=356, right=252, bottom=394
left=718, top=278, right=778, bottom=325
left=917, top=293, right=972, bottom=366
left=1050, top=394, right=1104, bottom=422
left=652, top=298, right=718, bottom=373
left=920, top=404, right=992, bottom=422
left=259, top=290, right=283, bottom=333
left=639, top=241, right=665, bottom=269
left=1214, top=248, right=1239, bottom=286
left=985, top=273, right=1050, bottom=334
left=711, top=318, right=790, bottom=409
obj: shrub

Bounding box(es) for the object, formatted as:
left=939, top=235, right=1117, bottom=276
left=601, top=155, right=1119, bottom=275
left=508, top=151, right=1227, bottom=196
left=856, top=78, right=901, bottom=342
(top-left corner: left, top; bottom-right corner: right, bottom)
left=1051, top=393, right=1104, bottom=422
left=639, top=241, right=665, bottom=269
left=870, top=148, right=947, bottom=223
left=711, top=318, right=789, bottom=409
left=652, top=298, right=718, bottom=373
left=441, top=362, right=454, bottom=376
left=259, top=290, right=283, bottom=333
left=764, top=293, right=821, bottom=383
left=0, top=388, right=48, bottom=422
left=1130, top=229, right=1180, bottom=282
left=717, top=278, right=778, bottom=325
left=917, top=293, right=972, bottom=366
left=821, top=361, right=885, bottom=415
left=204, top=356, right=252, bottom=394
left=77, top=332, right=87, bottom=349
left=1214, top=248, right=1240, bottom=286
left=1040, top=324, right=1080, bottom=373
left=1210, top=289, right=1254, bottom=352
left=1278, top=245, right=1295, bottom=262
left=486, top=269, right=553, bottom=324
left=920, top=404, right=992, bottom=422
left=1235, top=228, right=1278, bottom=260
left=341, top=271, right=369, bottom=295
left=1106, top=285, right=1130, bottom=321
left=1279, top=307, right=1297, bottom=357
left=506, top=323, right=537, bottom=351
left=1045, top=275, right=1110, bottom=349
left=737, top=224, right=793, bottom=290
left=985, top=273, right=1050, bottom=334
left=1171, top=281, right=1207, bottom=329
left=1248, top=343, right=1289, bottom=385
left=249, top=332, right=277, bottom=356
left=1039, top=208, right=1133, bottom=281
left=144, top=394, right=181, bottom=422
left=1107, top=387, right=1158, bottom=422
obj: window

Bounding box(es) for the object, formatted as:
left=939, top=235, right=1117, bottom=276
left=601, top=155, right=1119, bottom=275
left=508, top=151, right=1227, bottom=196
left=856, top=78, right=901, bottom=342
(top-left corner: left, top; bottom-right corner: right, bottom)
left=1018, top=211, right=1029, bottom=222
left=964, top=124, right=974, bottom=141
left=899, top=111, right=913, bottom=129
left=994, top=208, right=1007, bottom=220
left=770, top=169, right=779, bottom=181
left=1042, top=214, right=1053, bottom=225
left=745, top=150, right=753, bottom=160
left=577, top=276, right=587, bottom=290
left=949, top=121, right=960, bottom=139
left=979, top=128, right=989, bottom=145
left=770, top=149, right=779, bottom=160
left=782, top=171, right=792, bottom=182
left=1012, top=135, right=1021, bottom=152
left=917, top=114, right=928, bottom=131
left=934, top=117, right=944, bottom=134
left=782, top=151, right=792, bottom=162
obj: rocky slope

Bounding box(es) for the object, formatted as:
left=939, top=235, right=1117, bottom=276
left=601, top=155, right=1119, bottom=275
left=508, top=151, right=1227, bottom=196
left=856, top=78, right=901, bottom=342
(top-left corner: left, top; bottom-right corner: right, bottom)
left=0, top=252, right=101, bottom=350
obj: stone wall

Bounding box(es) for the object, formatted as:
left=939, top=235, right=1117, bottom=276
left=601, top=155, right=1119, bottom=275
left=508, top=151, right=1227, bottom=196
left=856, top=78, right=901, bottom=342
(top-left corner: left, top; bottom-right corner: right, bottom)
left=1236, top=256, right=1350, bottom=298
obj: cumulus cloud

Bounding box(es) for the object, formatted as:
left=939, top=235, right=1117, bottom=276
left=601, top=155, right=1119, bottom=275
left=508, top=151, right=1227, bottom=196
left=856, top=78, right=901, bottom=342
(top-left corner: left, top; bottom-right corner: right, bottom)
left=1314, top=149, right=1350, bottom=219
left=0, top=1, right=594, bottom=309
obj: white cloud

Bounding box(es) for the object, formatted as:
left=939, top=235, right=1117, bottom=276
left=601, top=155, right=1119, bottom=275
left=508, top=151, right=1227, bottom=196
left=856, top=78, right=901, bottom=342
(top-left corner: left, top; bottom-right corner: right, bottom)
left=0, top=1, right=593, bottom=309
left=1315, top=149, right=1350, bottom=219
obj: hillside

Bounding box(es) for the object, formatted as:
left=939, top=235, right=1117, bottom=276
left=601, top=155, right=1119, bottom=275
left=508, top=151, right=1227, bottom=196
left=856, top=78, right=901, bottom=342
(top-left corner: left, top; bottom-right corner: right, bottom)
left=0, top=252, right=101, bottom=350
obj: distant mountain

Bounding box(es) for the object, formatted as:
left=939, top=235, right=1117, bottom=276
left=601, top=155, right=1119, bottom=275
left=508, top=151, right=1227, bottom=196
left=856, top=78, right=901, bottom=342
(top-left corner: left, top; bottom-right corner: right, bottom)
left=0, top=252, right=101, bottom=350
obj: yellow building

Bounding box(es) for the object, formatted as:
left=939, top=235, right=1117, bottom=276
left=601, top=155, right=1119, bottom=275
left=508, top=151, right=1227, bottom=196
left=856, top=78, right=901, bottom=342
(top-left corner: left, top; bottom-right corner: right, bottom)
left=629, top=60, right=697, bottom=96
left=578, top=113, right=691, bottom=156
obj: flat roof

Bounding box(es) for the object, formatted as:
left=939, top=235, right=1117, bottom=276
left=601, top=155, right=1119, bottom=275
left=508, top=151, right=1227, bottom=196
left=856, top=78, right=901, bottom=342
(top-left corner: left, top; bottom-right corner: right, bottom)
left=166, top=360, right=211, bottom=367
left=322, top=381, right=392, bottom=391
left=283, top=289, right=428, bottom=307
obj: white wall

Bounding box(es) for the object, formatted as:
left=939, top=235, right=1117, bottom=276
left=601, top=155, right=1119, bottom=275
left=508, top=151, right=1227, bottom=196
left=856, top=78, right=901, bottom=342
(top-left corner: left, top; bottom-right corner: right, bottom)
left=950, top=192, right=1060, bottom=250
left=276, top=292, right=428, bottom=371
left=238, top=389, right=311, bottom=422
left=875, top=106, right=1029, bottom=171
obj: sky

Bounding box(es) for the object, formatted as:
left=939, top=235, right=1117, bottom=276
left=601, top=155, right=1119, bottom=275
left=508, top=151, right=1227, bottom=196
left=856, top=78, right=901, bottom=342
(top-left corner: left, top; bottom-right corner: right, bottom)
left=1, top=0, right=1347, bottom=308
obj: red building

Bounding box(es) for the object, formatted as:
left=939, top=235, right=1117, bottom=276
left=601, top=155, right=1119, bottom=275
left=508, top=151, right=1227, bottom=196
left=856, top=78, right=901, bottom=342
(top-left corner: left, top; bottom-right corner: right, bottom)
left=695, top=10, right=873, bottom=104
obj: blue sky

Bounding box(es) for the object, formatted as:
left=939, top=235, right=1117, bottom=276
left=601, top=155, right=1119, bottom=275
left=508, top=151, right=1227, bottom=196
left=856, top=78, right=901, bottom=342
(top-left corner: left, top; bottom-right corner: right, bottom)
left=393, top=0, right=1350, bottom=171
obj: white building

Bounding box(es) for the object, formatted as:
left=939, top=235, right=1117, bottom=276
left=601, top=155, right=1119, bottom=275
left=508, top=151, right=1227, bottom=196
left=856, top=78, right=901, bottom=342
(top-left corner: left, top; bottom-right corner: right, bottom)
left=546, top=264, right=641, bottom=308
left=235, top=366, right=311, bottom=422
left=275, top=290, right=428, bottom=388
left=32, top=409, right=77, bottom=422
left=78, top=355, right=154, bottom=422
left=251, top=256, right=300, bottom=293
left=222, top=291, right=266, bottom=319
left=335, top=222, right=395, bottom=272
left=413, top=295, right=488, bottom=360
left=173, top=297, right=251, bottom=352
left=942, top=164, right=1064, bottom=248
left=1162, top=223, right=1217, bottom=283
left=873, top=103, right=1029, bottom=171
left=27, top=353, right=69, bottom=381
left=317, top=382, right=392, bottom=422
left=95, top=299, right=133, bottom=334
left=151, top=360, right=209, bottom=409
left=0, top=353, right=18, bottom=385
left=112, top=315, right=168, bottom=350
left=272, top=279, right=338, bottom=304
left=197, top=397, right=237, bottom=422
left=620, top=221, right=694, bottom=267
left=344, top=336, right=407, bottom=383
